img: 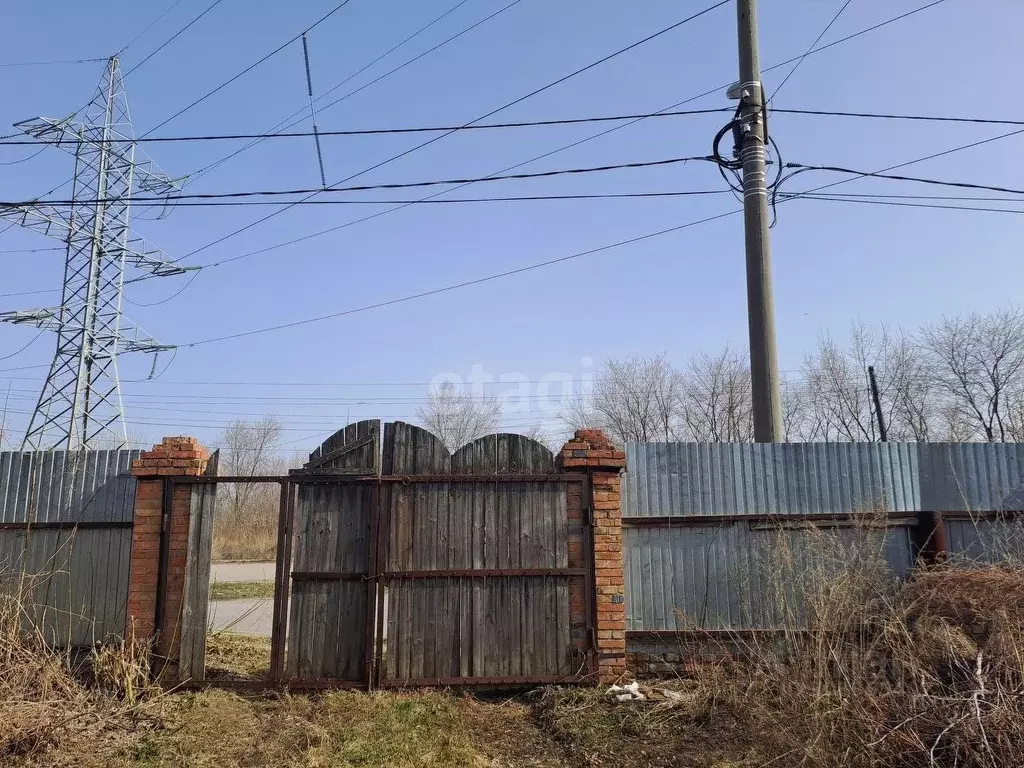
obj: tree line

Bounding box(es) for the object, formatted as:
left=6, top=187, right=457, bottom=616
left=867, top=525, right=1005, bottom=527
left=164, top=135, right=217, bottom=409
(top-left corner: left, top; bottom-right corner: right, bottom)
left=566, top=306, right=1024, bottom=445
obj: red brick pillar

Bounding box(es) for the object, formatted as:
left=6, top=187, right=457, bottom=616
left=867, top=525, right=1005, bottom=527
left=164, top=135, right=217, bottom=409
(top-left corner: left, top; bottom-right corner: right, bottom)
left=560, top=429, right=627, bottom=683
left=126, top=437, right=209, bottom=656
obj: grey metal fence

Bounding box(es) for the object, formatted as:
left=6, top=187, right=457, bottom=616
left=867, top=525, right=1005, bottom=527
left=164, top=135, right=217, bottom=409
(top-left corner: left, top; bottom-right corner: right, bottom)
left=0, top=449, right=139, bottom=645
left=623, top=442, right=1024, bottom=638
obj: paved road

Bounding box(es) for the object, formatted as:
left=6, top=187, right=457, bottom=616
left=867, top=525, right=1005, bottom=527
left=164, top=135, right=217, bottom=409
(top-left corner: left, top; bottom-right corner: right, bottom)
left=211, top=561, right=276, bottom=583
left=207, top=561, right=387, bottom=638
left=208, top=597, right=275, bottom=635
left=209, top=562, right=276, bottom=635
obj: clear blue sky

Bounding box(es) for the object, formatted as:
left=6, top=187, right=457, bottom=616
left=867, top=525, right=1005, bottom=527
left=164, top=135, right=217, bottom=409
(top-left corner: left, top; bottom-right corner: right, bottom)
left=0, top=0, right=1021, bottom=451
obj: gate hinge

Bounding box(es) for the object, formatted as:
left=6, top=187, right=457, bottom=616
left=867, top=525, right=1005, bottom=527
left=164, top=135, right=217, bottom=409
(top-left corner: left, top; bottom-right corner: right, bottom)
left=583, top=505, right=594, bottom=526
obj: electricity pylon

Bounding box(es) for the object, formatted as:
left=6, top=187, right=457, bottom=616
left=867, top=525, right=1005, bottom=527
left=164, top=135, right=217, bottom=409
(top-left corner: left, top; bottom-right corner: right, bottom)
left=0, top=56, right=192, bottom=450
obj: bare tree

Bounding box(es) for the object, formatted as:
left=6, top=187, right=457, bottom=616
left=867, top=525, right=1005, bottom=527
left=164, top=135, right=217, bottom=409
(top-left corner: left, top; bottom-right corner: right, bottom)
left=680, top=347, right=753, bottom=441
left=518, top=422, right=556, bottom=451
left=921, top=306, right=1024, bottom=442
left=219, top=416, right=284, bottom=518
left=781, top=379, right=815, bottom=442
left=801, top=322, right=932, bottom=442
left=417, top=381, right=502, bottom=451
left=561, top=354, right=682, bottom=444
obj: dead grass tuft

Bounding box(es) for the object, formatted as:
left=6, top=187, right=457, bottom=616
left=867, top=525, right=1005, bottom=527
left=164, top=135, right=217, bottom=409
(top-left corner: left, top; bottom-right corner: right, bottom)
left=684, top=526, right=1024, bottom=768
left=204, top=632, right=271, bottom=680
left=535, top=684, right=753, bottom=768
left=0, top=582, right=162, bottom=765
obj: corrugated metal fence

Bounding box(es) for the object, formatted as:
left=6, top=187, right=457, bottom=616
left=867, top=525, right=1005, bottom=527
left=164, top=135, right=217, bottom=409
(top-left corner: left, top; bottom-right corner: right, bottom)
left=0, top=449, right=139, bottom=645
left=623, top=442, right=1024, bottom=637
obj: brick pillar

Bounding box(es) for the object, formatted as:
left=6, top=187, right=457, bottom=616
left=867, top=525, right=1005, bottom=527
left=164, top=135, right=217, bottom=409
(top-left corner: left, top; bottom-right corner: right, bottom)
left=559, top=429, right=626, bottom=683
left=126, top=436, right=209, bottom=656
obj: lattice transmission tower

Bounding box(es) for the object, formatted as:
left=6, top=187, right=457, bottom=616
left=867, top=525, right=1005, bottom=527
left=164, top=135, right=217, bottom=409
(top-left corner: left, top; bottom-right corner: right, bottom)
left=0, top=56, right=191, bottom=450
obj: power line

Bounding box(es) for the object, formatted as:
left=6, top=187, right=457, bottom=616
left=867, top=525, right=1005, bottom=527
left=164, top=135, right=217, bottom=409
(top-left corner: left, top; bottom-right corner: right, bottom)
left=6, top=104, right=1024, bottom=149
left=0, top=107, right=736, bottom=146
left=187, top=0, right=491, bottom=181
left=180, top=208, right=740, bottom=347
left=772, top=107, right=1024, bottom=127
left=141, top=0, right=357, bottom=137
left=178, top=126, right=1024, bottom=347
left=791, top=194, right=1024, bottom=217
left=177, top=1, right=732, bottom=261
left=783, top=161, right=1024, bottom=197
left=184, top=0, right=953, bottom=274
left=0, top=330, right=45, bottom=361
left=117, top=0, right=185, bottom=56
left=770, top=0, right=853, bottom=100
left=6, top=155, right=714, bottom=206
left=64, top=190, right=736, bottom=209
left=0, top=56, right=106, bottom=68
left=276, top=0, right=529, bottom=130
left=123, top=0, right=227, bottom=77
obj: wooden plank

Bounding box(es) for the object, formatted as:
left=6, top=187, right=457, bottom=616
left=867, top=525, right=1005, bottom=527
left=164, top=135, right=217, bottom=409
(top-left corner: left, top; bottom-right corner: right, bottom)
left=304, top=434, right=376, bottom=469
left=554, top=489, right=571, bottom=675
left=179, top=452, right=218, bottom=682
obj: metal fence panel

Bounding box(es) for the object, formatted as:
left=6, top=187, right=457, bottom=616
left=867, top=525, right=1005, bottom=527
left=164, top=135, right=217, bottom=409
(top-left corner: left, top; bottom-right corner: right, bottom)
left=945, top=517, right=1024, bottom=564
left=624, top=523, right=913, bottom=631
left=623, top=443, right=920, bottom=518
left=919, top=443, right=1024, bottom=513
left=0, top=449, right=139, bottom=645
left=0, top=450, right=138, bottom=524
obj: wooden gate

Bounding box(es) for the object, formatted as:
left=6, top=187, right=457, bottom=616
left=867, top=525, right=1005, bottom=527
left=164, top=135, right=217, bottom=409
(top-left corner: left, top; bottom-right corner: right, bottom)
left=276, top=420, right=380, bottom=684
left=375, top=423, right=591, bottom=686
left=174, top=420, right=595, bottom=688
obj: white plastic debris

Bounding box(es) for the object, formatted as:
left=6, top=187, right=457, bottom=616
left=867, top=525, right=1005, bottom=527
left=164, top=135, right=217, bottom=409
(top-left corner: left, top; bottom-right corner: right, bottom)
left=607, top=681, right=647, bottom=701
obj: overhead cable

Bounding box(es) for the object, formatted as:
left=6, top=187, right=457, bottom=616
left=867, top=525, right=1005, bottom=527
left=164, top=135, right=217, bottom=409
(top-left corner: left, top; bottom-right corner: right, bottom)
left=178, top=1, right=732, bottom=261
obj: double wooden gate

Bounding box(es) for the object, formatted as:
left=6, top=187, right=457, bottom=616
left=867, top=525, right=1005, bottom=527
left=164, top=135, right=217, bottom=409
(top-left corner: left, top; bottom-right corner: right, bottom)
left=179, top=420, right=596, bottom=688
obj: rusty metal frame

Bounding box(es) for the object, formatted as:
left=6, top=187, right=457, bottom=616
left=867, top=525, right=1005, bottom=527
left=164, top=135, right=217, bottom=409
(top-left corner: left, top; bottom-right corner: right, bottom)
left=372, top=481, right=391, bottom=688
left=382, top=568, right=587, bottom=579
left=621, top=512, right=919, bottom=527
left=290, top=571, right=367, bottom=581
left=269, top=480, right=295, bottom=682
left=378, top=674, right=590, bottom=688
left=0, top=520, right=132, bottom=530
left=171, top=473, right=584, bottom=485
left=582, top=470, right=598, bottom=678
left=364, top=481, right=381, bottom=688
left=153, top=477, right=174, bottom=646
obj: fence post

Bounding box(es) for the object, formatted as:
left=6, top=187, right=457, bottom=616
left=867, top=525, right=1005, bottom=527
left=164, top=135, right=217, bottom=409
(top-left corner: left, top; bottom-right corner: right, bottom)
left=126, top=436, right=209, bottom=659
left=559, top=429, right=627, bottom=683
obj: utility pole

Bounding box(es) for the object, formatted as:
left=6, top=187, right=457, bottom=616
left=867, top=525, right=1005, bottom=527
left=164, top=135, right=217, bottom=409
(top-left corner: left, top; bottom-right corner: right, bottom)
left=868, top=365, right=888, bottom=442
left=735, top=0, right=783, bottom=442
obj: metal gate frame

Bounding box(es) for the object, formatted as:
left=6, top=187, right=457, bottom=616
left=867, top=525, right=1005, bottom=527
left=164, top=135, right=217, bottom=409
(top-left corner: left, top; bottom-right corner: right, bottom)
left=165, top=470, right=598, bottom=689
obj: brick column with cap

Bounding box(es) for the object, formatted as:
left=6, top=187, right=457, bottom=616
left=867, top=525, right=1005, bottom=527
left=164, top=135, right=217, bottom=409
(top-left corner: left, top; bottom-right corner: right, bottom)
left=126, top=436, right=209, bottom=656
left=559, top=428, right=627, bottom=683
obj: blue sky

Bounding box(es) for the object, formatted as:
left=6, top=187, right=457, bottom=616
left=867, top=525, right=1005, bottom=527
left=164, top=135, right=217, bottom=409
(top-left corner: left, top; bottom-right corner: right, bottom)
left=0, top=0, right=1021, bottom=451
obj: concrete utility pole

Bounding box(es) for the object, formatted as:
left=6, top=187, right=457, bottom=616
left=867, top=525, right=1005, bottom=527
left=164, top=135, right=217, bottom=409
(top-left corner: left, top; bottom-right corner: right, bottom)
left=736, top=0, right=783, bottom=442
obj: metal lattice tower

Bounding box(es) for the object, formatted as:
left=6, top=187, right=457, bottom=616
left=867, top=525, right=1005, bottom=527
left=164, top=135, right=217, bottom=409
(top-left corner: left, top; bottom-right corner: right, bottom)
left=0, top=56, right=191, bottom=450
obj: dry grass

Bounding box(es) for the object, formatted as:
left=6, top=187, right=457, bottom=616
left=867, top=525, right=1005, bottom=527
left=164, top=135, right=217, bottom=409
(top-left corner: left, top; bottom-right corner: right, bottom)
left=681, top=523, right=1024, bottom=768
left=204, top=632, right=271, bottom=680
left=536, top=684, right=754, bottom=767
left=0, top=583, right=164, bottom=766
left=211, top=484, right=279, bottom=562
